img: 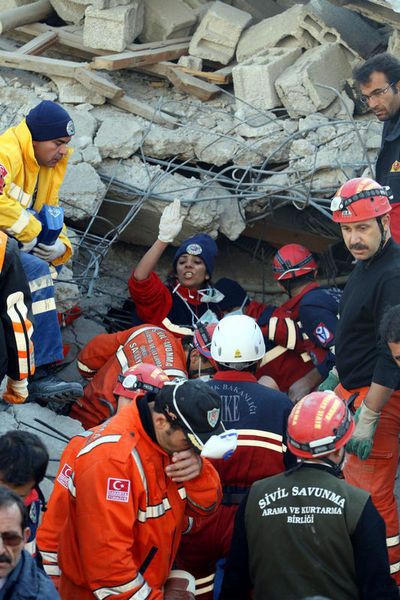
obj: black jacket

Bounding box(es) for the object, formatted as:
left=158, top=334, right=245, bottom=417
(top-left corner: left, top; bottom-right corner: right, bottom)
left=0, top=233, right=33, bottom=382
left=376, top=110, right=400, bottom=242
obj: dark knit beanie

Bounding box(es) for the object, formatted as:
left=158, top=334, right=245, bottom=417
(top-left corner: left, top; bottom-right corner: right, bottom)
left=173, top=234, right=218, bottom=276
left=214, top=278, right=248, bottom=311
left=26, top=100, right=75, bottom=141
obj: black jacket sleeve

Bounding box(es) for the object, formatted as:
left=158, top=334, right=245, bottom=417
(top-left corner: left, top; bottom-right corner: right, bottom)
left=0, top=236, right=34, bottom=381
left=352, top=497, right=399, bottom=599
left=219, top=494, right=252, bottom=600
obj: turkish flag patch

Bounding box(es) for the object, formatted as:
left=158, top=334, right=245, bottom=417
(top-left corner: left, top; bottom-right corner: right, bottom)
left=57, top=463, right=73, bottom=489
left=0, top=164, right=8, bottom=178
left=106, top=478, right=131, bottom=502
left=314, top=323, right=334, bottom=346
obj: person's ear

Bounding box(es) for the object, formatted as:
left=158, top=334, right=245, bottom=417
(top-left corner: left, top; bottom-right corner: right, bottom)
left=23, top=528, right=30, bottom=544
left=205, top=274, right=210, bottom=280
left=153, top=412, right=170, bottom=432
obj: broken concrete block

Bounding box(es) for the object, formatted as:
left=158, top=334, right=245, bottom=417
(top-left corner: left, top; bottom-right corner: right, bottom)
left=0, top=0, right=31, bottom=8
left=81, top=144, right=102, bottom=167
left=307, top=0, right=382, bottom=59
left=178, top=55, right=203, bottom=70
left=55, top=266, right=80, bottom=313
left=237, top=4, right=341, bottom=63
left=50, top=76, right=105, bottom=105
left=388, top=28, right=400, bottom=57
left=50, top=0, right=86, bottom=24
left=94, top=114, right=143, bottom=158
left=59, top=163, right=106, bottom=222
left=233, top=47, right=301, bottom=113
left=140, top=0, right=197, bottom=42
left=84, top=2, right=144, bottom=52
left=275, top=43, right=352, bottom=118
left=189, top=1, right=252, bottom=65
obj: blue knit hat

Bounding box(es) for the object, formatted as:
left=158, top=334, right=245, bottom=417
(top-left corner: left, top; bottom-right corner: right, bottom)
left=173, top=234, right=218, bottom=276
left=26, top=100, right=75, bottom=141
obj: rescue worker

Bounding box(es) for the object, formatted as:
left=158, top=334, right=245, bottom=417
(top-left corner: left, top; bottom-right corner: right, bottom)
left=380, top=303, right=400, bottom=367
left=37, top=363, right=169, bottom=589
left=0, top=431, right=49, bottom=562
left=0, top=100, right=82, bottom=402
left=0, top=231, right=34, bottom=404
left=128, top=199, right=222, bottom=333
left=220, top=391, right=398, bottom=600
left=214, top=277, right=316, bottom=392
left=332, top=176, right=400, bottom=583
left=58, top=379, right=223, bottom=599
left=266, top=243, right=340, bottom=402
left=176, top=315, right=295, bottom=599
left=353, top=52, right=400, bottom=242
left=71, top=322, right=215, bottom=429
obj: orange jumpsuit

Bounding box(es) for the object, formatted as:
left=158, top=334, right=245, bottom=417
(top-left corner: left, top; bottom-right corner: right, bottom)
left=71, top=324, right=187, bottom=429
left=59, top=399, right=221, bottom=599
left=36, top=431, right=92, bottom=588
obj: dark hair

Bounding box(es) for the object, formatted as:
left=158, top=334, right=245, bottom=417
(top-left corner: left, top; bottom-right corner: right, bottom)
left=353, top=53, right=400, bottom=86
left=217, top=362, right=258, bottom=375
left=279, top=272, right=315, bottom=294
left=380, top=305, right=400, bottom=344
left=0, top=485, right=28, bottom=530
left=0, top=431, right=49, bottom=487
left=152, top=391, right=184, bottom=432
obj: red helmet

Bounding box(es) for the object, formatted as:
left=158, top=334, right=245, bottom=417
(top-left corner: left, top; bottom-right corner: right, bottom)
left=193, top=323, right=218, bottom=360
left=331, top=177, right=392, bottom=223
left=287, top=391, right=354, bottom=459
left=272, top=244, right=318, bottom=281
left=113, top=363, right=169, bottom=400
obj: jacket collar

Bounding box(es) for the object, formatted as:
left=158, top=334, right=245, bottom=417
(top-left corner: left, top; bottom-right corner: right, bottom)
left=213, top=370, right=258, bottom=383
left=382, top=110, right=400, bottom=143
left=280, top=281, right=320, bottom=314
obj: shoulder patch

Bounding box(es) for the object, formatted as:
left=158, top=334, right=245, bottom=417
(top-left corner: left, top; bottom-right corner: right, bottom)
left=106, top=478, right=130, bottom=503
left=314, top=323, right=334, bottom=346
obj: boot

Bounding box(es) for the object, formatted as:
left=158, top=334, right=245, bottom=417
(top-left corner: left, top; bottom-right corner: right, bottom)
left=28, top=368, right=83, bottom=404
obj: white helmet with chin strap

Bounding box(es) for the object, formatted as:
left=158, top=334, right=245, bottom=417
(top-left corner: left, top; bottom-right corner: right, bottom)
left=210, top=315, right=265, bottom=370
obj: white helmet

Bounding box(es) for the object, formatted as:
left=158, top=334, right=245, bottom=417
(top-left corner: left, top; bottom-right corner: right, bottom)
left=211, top=315, right=265, bottom=369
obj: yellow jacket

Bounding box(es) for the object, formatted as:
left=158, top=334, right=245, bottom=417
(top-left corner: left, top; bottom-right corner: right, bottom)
left=0, top=119, right=72, bottom=265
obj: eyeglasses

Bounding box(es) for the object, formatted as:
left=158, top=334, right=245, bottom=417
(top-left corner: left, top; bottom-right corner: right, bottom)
left=0, top=532, right=23, bottom=547
left=360, top=83, right=394, bottom=106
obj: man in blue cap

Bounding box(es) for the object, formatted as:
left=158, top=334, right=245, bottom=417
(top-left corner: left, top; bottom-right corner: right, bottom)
left=0, top=100, right=82, bottom=404
left=129, top=199, right=222, bottom=334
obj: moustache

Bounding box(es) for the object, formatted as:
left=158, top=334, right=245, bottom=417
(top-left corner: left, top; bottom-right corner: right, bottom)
left=349, top=244, right=368, bottom=251
left=0, top=555, right=11, bottom=564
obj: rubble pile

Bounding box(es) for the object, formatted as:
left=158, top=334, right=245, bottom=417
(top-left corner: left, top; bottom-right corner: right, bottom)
left=0, top=0, right=397, bottom=298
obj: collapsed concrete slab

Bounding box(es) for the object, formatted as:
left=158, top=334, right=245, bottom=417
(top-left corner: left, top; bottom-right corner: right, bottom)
left=307, top=0, right=383, bottom=58
left=0, top=0, right=32, bottom=8
left=275, top=43, right=353, bottom=118
left=329, top=0, right=400, bottom=28
left=232, top=0, right=283, bottom=20
left=50, top=0, right=86, bottom=25
left=94, top=114, right=144, bottom=158
left=59, top=162, right=106, bottom=222
left=189, top=1, right=252, bottom=65
left=139, top=0, right=197, bottom=42
left=84, top=2, right=144, bottom=52
left=50, top=75, right=105, bottom=105
left=233, top=47, right=301, bottom=113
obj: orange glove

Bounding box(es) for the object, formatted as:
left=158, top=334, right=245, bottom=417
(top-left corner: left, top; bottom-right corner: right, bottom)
left=164, top=570, right=196, bottom=600
left=3, top=377, right=28, bottom=404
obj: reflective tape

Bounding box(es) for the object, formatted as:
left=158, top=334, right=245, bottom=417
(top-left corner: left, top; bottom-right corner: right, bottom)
left=77, top=360, right=96, bottom=375
left=5, top=207, right=30, bottom=235
left=31, top=297, right=56, bottom=315
left=93, top=574, right=149, bottom=599
left=138, top=497, right=172, bottom=523
left=77, top=434, right=122, bottom=457
left=8, top=183, right=32, bottom=207
left=29, top=274, right=54, bottom=293
left=387, top=535, right=400, bottom=548
left=259, top=345, right=287, bottom=366
left=41, top=551, right=58, bottom=563
left=68, top=475, right=76, bottom=498
left=268, top=316, right=277, bottom=341
left=236, top=439, right=285, bottom=453
left=390, top=561, right=400, bottom=574
left=44, top=564, right=61, bottom=576
left=195, top=572, right=215, bottom=596
left=131, top=448, right=148, bottom=504
left=285, top=317, right=297, bottom=350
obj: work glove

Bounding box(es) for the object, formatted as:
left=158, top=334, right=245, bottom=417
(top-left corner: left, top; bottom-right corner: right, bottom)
left=20, top=237, right=37, bottom=253
left=3, top=377, right=28, bottom=404
left=346, top=401, right=380, bottom=460
left=318, top=367, right=339, bottom=392
left=32, top=239, right=66, bottom=262
left=164, top=570, right=195, bottom=600
left=158, top=199, right=185, bottom=243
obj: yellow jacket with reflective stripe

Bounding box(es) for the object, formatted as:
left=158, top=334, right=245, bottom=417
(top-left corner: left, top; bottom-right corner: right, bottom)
left=0, top=119, right=72, bottom=265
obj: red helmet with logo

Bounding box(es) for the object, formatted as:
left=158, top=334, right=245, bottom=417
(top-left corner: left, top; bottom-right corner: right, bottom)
left=287, top=391, right=354, bottom=459
left=113, top=363, right=169, bottom=400
left=193, top=323, right=218, bottom=359
left=331, top=177, right=392, bottom=223
left=272, top=244, right=318, bottom=281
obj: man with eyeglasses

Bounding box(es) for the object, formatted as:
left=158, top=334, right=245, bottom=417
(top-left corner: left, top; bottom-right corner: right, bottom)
left=354, top=52, right=400, bottom=242
left=0, top=485, right=58, bottom=599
